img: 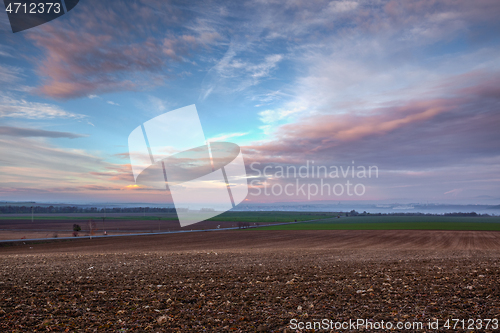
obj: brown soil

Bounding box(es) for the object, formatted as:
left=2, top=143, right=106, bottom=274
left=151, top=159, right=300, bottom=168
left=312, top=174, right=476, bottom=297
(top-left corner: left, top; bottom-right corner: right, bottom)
left=1, top=230, right=499, bottom=332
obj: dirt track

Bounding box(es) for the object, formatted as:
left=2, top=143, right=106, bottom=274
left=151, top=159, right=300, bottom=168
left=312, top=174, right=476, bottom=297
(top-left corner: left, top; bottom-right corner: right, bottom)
left=1, top=230, right=500, bottom=332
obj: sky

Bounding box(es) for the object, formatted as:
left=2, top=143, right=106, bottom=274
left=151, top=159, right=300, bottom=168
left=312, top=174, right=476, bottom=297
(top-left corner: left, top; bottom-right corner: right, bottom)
left=0, top=0, right=499, bottom=205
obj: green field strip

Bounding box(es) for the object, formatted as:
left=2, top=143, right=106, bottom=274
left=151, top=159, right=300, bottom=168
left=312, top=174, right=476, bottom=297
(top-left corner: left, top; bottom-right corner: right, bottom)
left=256, top=216, right=500, bottom=231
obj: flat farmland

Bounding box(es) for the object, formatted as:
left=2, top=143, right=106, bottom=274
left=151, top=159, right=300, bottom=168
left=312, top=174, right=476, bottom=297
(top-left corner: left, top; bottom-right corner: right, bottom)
left=0, top=212, right=335, bottom=240
left=258, top=216, right=500, bottom=231
left=1, top=230, right=500, bottom=332
left=0, top=218, right=234, bottom=240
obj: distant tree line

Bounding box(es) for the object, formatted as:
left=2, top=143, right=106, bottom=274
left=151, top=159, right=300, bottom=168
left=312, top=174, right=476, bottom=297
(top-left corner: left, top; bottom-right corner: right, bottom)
left=0, top=206, right=493, bottom=217
left=345, top=210, right=492, bottom=217
left=0, top=206, right=176, bottom=214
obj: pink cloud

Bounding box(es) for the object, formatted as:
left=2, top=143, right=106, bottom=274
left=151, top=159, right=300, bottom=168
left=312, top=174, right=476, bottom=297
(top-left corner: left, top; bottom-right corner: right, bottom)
left=244, top=71, right=500, bottom=167
left=245, top=99, right=454, bottom=157
left=89, top=164, right=134, bottom=182
left=26, top=2, right=219, bottom=99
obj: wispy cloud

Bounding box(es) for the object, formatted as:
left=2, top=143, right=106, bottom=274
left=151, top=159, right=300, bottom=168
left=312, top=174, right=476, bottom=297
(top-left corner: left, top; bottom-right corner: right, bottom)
left=252, top=90, right=290, bottom=107
left=258, top=107, right=304, bottom=124
left=147, top=96, right=168, bottom=112
left=0, top=126, right=87, bottom=139
left=0, top=65, right=31, bottom=92
left=326, top=1, right=359, bottom=13
left=0, top=65, right=23, bottom=85
left=207, top=132, right=250, bottom=142
left=0, top=44, right=14, bottom=57
left=201, top=52, right=284, bottom=99
left=0, top=95, right=87, bottom=119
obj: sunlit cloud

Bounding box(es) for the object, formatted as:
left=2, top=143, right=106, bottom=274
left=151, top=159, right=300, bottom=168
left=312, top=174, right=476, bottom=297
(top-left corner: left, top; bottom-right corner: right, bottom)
left=0, top=94, right=87, bottom=119
left=207, top=132, right=250, bottom=143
